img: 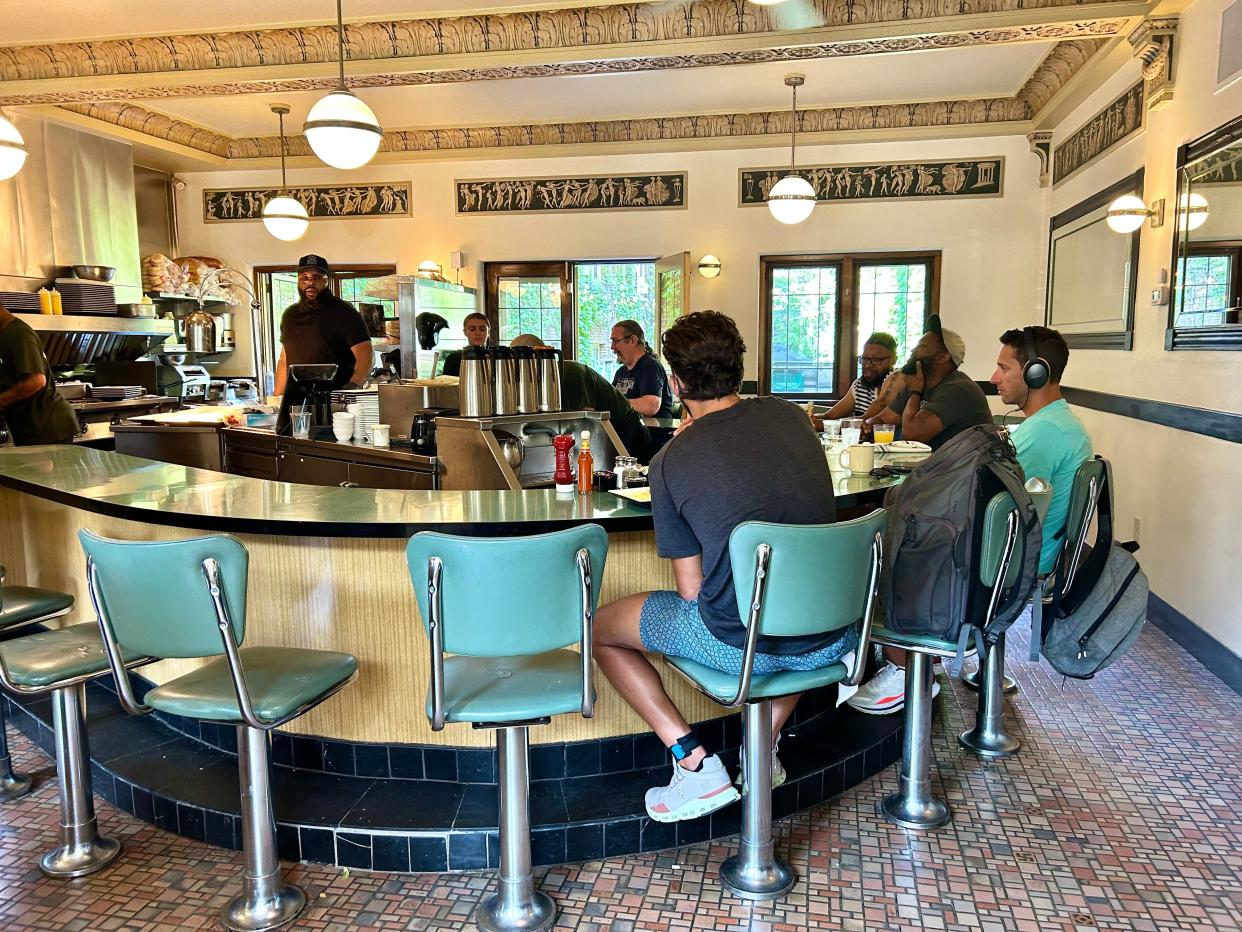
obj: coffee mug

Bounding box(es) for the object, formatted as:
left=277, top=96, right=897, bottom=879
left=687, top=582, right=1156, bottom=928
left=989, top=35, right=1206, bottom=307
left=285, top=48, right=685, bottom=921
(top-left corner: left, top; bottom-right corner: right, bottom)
left=838, top=443, right=875, bottom=475
left=371, top=424, right=390, bottom=447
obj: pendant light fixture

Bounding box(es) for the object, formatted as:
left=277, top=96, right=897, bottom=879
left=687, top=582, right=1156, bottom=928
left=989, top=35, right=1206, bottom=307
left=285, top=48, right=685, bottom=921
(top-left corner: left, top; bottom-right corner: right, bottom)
left=304, top=0, right=383, bottom=170
left=262, top=105, right=310, bottom=242
left=0, top=113, right=29, bottom=181
left=767, top=73, right=816, bottom=225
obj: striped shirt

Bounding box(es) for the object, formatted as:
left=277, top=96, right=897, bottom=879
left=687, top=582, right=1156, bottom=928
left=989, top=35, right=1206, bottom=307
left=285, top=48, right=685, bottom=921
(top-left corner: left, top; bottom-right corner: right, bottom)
left=851, top=378, right=879, bottom=417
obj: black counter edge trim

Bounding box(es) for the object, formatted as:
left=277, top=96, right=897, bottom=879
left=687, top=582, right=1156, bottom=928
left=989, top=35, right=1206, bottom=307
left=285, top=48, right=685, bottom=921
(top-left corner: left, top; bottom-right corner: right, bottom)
left=1061, top=387, right=1242, bottom=444
left=1147, top=592, right=1242, bottom=696
left=0, top=475, right=655, bottom=538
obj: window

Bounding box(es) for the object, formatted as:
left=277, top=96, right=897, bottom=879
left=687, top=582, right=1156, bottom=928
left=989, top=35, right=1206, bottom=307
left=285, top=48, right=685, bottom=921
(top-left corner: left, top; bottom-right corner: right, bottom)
left=1176, top=248, right=1241, bottom=328
left=760, top=253, right=938, bottom=399
left=485, top=259, right=657, bottom=377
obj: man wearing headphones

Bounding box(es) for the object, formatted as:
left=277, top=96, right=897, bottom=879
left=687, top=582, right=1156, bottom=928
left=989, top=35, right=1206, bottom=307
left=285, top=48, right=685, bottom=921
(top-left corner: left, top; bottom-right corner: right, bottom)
left=990, top=325, right=1093, bottom=575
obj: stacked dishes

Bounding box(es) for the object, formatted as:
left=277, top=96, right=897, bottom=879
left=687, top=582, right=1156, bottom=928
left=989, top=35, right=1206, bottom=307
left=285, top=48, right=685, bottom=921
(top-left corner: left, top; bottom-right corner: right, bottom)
left=90, top=385, right=144, bottom=400
left=0, top=291, right=43, bottom=313
left=334, top=387, right=380, bottom=443
left=331, top=411, right=355, bottom=444
left=53, top=280, right=118, bottom=315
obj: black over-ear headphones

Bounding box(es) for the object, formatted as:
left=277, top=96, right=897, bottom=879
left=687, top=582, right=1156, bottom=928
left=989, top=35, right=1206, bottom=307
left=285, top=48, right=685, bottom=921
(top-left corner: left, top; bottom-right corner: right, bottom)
left=1022, top=326, right=1050, bottom=390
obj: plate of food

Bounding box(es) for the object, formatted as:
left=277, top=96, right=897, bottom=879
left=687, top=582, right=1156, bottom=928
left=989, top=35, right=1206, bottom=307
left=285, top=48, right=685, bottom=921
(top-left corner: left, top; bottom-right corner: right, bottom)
left=610, top=487, right=652, bottom=506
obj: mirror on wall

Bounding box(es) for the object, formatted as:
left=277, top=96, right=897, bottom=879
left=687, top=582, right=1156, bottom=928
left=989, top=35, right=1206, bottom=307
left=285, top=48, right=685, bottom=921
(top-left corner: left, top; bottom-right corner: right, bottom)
left=1046, top=169, right=1142, bottom=350
left=1169, top=115, right=1242, bottom=350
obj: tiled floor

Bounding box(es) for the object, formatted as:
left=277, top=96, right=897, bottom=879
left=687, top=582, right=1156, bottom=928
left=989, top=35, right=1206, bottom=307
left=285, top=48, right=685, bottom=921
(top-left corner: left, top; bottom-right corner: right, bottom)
left=1, top=622, right=1239, bottom=931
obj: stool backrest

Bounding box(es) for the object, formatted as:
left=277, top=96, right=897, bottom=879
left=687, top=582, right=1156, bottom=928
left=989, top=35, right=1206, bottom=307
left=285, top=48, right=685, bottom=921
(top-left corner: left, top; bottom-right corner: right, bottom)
left=728, top=509, right=886, bottom=639
left=78, top=531, right=248, bottom=658
left=405, top=524, right=607, bottom=657
left=1063, top=458, right=1105, bottom=579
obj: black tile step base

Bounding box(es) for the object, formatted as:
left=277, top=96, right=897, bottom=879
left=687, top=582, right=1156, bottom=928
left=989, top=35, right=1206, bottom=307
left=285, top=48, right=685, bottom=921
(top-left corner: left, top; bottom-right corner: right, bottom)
left=2, top=684, right=901, bottom=874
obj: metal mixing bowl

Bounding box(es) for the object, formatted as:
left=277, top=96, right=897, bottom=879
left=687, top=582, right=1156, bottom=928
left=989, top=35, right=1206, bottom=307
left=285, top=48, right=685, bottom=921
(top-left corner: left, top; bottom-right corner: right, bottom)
left=72, top=265, right=116, bottom=282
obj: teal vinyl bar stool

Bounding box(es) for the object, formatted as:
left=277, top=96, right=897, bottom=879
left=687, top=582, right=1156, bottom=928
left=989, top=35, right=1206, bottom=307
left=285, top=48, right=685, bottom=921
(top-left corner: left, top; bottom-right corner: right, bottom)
left=0, top=565, right=146, bottom=878
left=79, top=531, right=359, bottom=932
left=872, top=489, right=1031, bottom=830
left=958, top=479, right=1052, bottom=759
left=406, top=525, right=607, bottom=932
left=664, top=510, right=886, bottom=901
left=0, top=563, right=75, bottom=802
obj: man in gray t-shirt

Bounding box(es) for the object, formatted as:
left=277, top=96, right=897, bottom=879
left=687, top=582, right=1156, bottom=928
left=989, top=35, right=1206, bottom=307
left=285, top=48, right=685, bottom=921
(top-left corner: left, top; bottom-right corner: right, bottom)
left=592, top=311, right=854, bottom=825
left=869, top=315, right=990, bottom=450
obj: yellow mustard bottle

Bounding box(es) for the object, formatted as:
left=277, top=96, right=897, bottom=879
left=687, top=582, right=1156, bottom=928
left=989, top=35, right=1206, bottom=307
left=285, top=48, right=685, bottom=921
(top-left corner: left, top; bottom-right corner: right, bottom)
left=38, top=288, right=53, bottom=314
left=50, top=288, right=63, bottom=315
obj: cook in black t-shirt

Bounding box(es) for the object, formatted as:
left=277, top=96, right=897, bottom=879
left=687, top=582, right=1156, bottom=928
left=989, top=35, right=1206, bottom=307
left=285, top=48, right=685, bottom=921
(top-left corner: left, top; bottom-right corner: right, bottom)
left=277, top=290, right=370, bottom=391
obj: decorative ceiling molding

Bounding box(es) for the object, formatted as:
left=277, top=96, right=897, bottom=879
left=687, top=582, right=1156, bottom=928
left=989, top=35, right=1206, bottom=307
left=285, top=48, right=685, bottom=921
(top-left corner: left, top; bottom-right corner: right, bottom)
left=0, top=19, right=1130, bottom=107
left=0, top=0, right=1144, bottom=86
left=1015, top=38, right=1107, bottom=112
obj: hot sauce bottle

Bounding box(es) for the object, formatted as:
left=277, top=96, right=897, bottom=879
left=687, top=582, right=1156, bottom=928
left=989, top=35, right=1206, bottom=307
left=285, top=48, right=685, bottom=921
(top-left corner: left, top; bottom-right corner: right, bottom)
left=577, top=430, right=594, bottom=494
left=553, top=434, right=576, bottom=493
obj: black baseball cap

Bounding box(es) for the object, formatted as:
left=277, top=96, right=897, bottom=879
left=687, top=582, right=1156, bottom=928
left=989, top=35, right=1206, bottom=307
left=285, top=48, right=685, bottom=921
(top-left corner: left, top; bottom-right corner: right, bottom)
left=298, top=254, right=331, bottom=273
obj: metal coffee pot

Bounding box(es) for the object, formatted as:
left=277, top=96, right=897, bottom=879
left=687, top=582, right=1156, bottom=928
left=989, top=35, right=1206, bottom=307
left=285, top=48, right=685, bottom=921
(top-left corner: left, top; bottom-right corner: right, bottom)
left=534, top=348, right=562, bottom=413
left=492, top=346, right=518, bottom=416
left=513, top=346, right=539, bottom=415
left=457, top=346, right=494, bottom=417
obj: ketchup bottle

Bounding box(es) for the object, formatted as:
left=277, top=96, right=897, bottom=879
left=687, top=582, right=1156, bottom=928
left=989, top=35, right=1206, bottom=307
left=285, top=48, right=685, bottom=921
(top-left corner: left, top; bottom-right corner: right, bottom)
left=553, top=434, right=575, bottom=493
left=577, top=430, right=594, bottom=494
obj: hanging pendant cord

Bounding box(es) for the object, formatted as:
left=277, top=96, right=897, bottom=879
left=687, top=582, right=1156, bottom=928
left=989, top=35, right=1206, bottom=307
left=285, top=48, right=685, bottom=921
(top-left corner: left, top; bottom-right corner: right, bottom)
left=789, top=82, right=798, bottom=172
left=336, top=0, right=347, bottom=89
left=278, top=111, right=289, bottom=192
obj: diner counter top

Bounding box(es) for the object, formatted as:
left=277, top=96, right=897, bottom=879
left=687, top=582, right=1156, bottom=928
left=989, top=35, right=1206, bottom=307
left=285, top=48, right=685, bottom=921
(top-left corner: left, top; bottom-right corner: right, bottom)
left=0, top=445, right=655, bottom=538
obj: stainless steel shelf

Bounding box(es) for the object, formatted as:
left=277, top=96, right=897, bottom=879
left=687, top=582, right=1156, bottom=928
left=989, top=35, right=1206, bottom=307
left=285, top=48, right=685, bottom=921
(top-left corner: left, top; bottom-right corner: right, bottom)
left=16, top=313, right=175, bottom=336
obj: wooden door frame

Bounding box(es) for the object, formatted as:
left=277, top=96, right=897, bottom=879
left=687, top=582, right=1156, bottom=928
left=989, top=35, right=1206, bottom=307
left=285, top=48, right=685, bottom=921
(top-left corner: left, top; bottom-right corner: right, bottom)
left=483, top=260, right=574, bottom=356
left=757, top=251, right=941, bottom=399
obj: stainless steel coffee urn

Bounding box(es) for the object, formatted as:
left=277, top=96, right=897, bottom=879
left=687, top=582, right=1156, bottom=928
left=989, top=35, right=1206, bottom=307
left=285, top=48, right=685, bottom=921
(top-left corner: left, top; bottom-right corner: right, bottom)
left=458, top=346, right=494, bottom=417
left=534, top=347, right=562, bottom=412
left=184, top=307, right=217, bottom=353
left=492, top=346, right=518, bottom=416
left=513, top=346, right=539, bottom=415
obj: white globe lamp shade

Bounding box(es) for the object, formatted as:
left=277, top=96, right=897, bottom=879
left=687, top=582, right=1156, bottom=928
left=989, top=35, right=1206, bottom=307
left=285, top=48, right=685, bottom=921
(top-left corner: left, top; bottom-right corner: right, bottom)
left=767, top=174, right=816, bottom=225
left=0, top=115, right=29, bottom=181
left=697, top=254, right=722, bottom=278
left=304, top=89, right=383, bottom=170
left=1178, top=191, right=1209, bottom=232
left=262, top=195, right=310, bottom=242
left=1105, top=194, right=1149, bottom=234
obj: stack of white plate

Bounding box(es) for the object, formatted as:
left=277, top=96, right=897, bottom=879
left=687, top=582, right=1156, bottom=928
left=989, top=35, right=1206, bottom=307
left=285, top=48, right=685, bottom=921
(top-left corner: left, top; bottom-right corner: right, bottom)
left=91, top=385, right=144, bottom=400
left=347, top=394, right=381, bottom=442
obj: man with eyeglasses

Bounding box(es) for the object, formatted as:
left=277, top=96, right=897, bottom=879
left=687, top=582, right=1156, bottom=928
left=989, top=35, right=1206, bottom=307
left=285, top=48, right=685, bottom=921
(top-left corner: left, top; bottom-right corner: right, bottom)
left=819, top=331, right=899, bottom=421
left=273, top=254, right=371, bottom=395
left=610, top=319, right=674, bottom=419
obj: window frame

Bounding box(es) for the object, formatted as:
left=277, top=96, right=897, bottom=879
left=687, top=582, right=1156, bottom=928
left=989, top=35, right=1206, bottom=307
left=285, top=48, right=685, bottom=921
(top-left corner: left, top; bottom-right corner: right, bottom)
left=758, top=251, right=940, bottom=400
left=1176, top=244, right=1242, bottom=327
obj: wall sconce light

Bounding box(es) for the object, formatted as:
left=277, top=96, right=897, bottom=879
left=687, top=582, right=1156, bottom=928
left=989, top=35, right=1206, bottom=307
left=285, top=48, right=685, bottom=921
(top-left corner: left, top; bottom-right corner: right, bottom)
left=697, top=255, right=722, bottom=278
left=1106, top=194, right=1163, bottom=233
left=1178, top=192, right=1209, bottom=232
left=416, top=259, right=447, bottom=281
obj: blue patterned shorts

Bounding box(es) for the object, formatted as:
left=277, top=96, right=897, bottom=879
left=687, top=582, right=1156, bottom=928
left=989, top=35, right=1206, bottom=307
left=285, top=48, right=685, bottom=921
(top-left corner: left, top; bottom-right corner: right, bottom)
left=638, top=590, right=858, bottom=676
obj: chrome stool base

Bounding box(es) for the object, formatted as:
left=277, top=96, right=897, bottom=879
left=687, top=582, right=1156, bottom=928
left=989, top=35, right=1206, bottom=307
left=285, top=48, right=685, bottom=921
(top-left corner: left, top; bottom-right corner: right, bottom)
left=222, top=883, right=307, bottom=932
left=0, top=768, right=33, bottom=802
left=960, top=633, right=1020, bottom=760
left=476, top=889, right=557, bottom=932
left=881, top=652, right=952, bottom=832
left=41, top=683, right=119, bottom=878
left=40, top=835, right=122, bottom=878
left=721, top=853, right=796, bottom=901
left=880, top=793, right=951, bottom=831
left=961, top=669, right=1017, bottom=693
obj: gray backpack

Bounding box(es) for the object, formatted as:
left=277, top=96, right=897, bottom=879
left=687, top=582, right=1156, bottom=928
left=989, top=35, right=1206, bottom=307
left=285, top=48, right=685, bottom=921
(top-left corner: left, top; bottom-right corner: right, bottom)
left=879, top=424, right=1042, bottom=657
left=1035, top=458, right=1149, bottom=679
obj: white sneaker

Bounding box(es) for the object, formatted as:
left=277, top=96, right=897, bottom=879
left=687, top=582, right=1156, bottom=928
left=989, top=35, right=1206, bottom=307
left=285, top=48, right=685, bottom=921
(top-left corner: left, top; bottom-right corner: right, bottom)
left=645, top=754, right=740, bottom=823
left=845, top=662, right=940, bottom=715
left=734, top=736, right=787, bottom=792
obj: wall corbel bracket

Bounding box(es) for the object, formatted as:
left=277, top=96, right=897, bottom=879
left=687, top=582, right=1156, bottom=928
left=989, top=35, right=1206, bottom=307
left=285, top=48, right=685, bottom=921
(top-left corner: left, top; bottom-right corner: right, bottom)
left=1027, top=131, right=1054, bottom=187
left=1128, top=16, right=1179, bottom=111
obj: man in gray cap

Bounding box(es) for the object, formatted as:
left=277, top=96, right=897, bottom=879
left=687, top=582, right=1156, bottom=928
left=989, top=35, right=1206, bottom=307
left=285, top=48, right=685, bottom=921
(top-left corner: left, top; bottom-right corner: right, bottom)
left=867, top=314, right=990, bottom=451
left=273, top=254, right=371, bottom=395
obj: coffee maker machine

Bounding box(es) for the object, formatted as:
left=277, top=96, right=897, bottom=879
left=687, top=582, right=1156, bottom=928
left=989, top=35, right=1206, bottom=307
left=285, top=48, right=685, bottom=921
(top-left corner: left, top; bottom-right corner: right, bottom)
left=277, top=363, right=339, bottom=438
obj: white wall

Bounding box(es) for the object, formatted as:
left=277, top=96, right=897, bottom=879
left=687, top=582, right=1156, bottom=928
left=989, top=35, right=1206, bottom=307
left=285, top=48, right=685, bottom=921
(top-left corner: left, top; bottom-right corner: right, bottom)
left=1046, top=0, right=1242, bottom=656
left=174, top=135, right=1046, bottom=383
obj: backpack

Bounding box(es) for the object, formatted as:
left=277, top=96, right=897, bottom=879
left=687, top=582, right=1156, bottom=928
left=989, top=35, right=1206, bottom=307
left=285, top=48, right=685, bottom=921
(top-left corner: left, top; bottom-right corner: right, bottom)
left=878, top=424, right=1042, bottom=664
left=1033, top=457, right=1149, bottom=679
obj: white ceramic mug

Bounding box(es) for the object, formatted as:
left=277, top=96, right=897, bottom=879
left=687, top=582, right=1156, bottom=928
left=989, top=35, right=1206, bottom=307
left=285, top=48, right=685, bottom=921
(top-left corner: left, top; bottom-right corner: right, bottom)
left=838, top=443, right=875, bottom=476
left=371, top=424, right=390, bottom=447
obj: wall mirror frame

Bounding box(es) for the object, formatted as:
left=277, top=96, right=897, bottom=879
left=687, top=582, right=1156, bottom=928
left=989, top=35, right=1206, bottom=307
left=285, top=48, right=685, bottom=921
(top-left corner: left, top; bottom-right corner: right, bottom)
left=1167, top=114, right=1242, bottom=351
left=1045, top=168, right=1143, bottom=350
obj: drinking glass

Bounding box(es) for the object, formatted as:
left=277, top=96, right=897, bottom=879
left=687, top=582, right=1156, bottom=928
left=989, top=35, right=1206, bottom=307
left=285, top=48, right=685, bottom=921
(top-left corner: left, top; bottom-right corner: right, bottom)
left=292, top=412, right=311, bottom=439
left=842, top=418, right=864, bottom=448
left=821, top=419, right=842, bottom=447
left=873, top=424, right=896, bottom=445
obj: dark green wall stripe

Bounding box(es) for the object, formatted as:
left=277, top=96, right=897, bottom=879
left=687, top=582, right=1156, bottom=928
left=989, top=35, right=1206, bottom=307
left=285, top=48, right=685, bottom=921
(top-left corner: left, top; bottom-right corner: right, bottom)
left=1062, top=387, right=1242, bottom=445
